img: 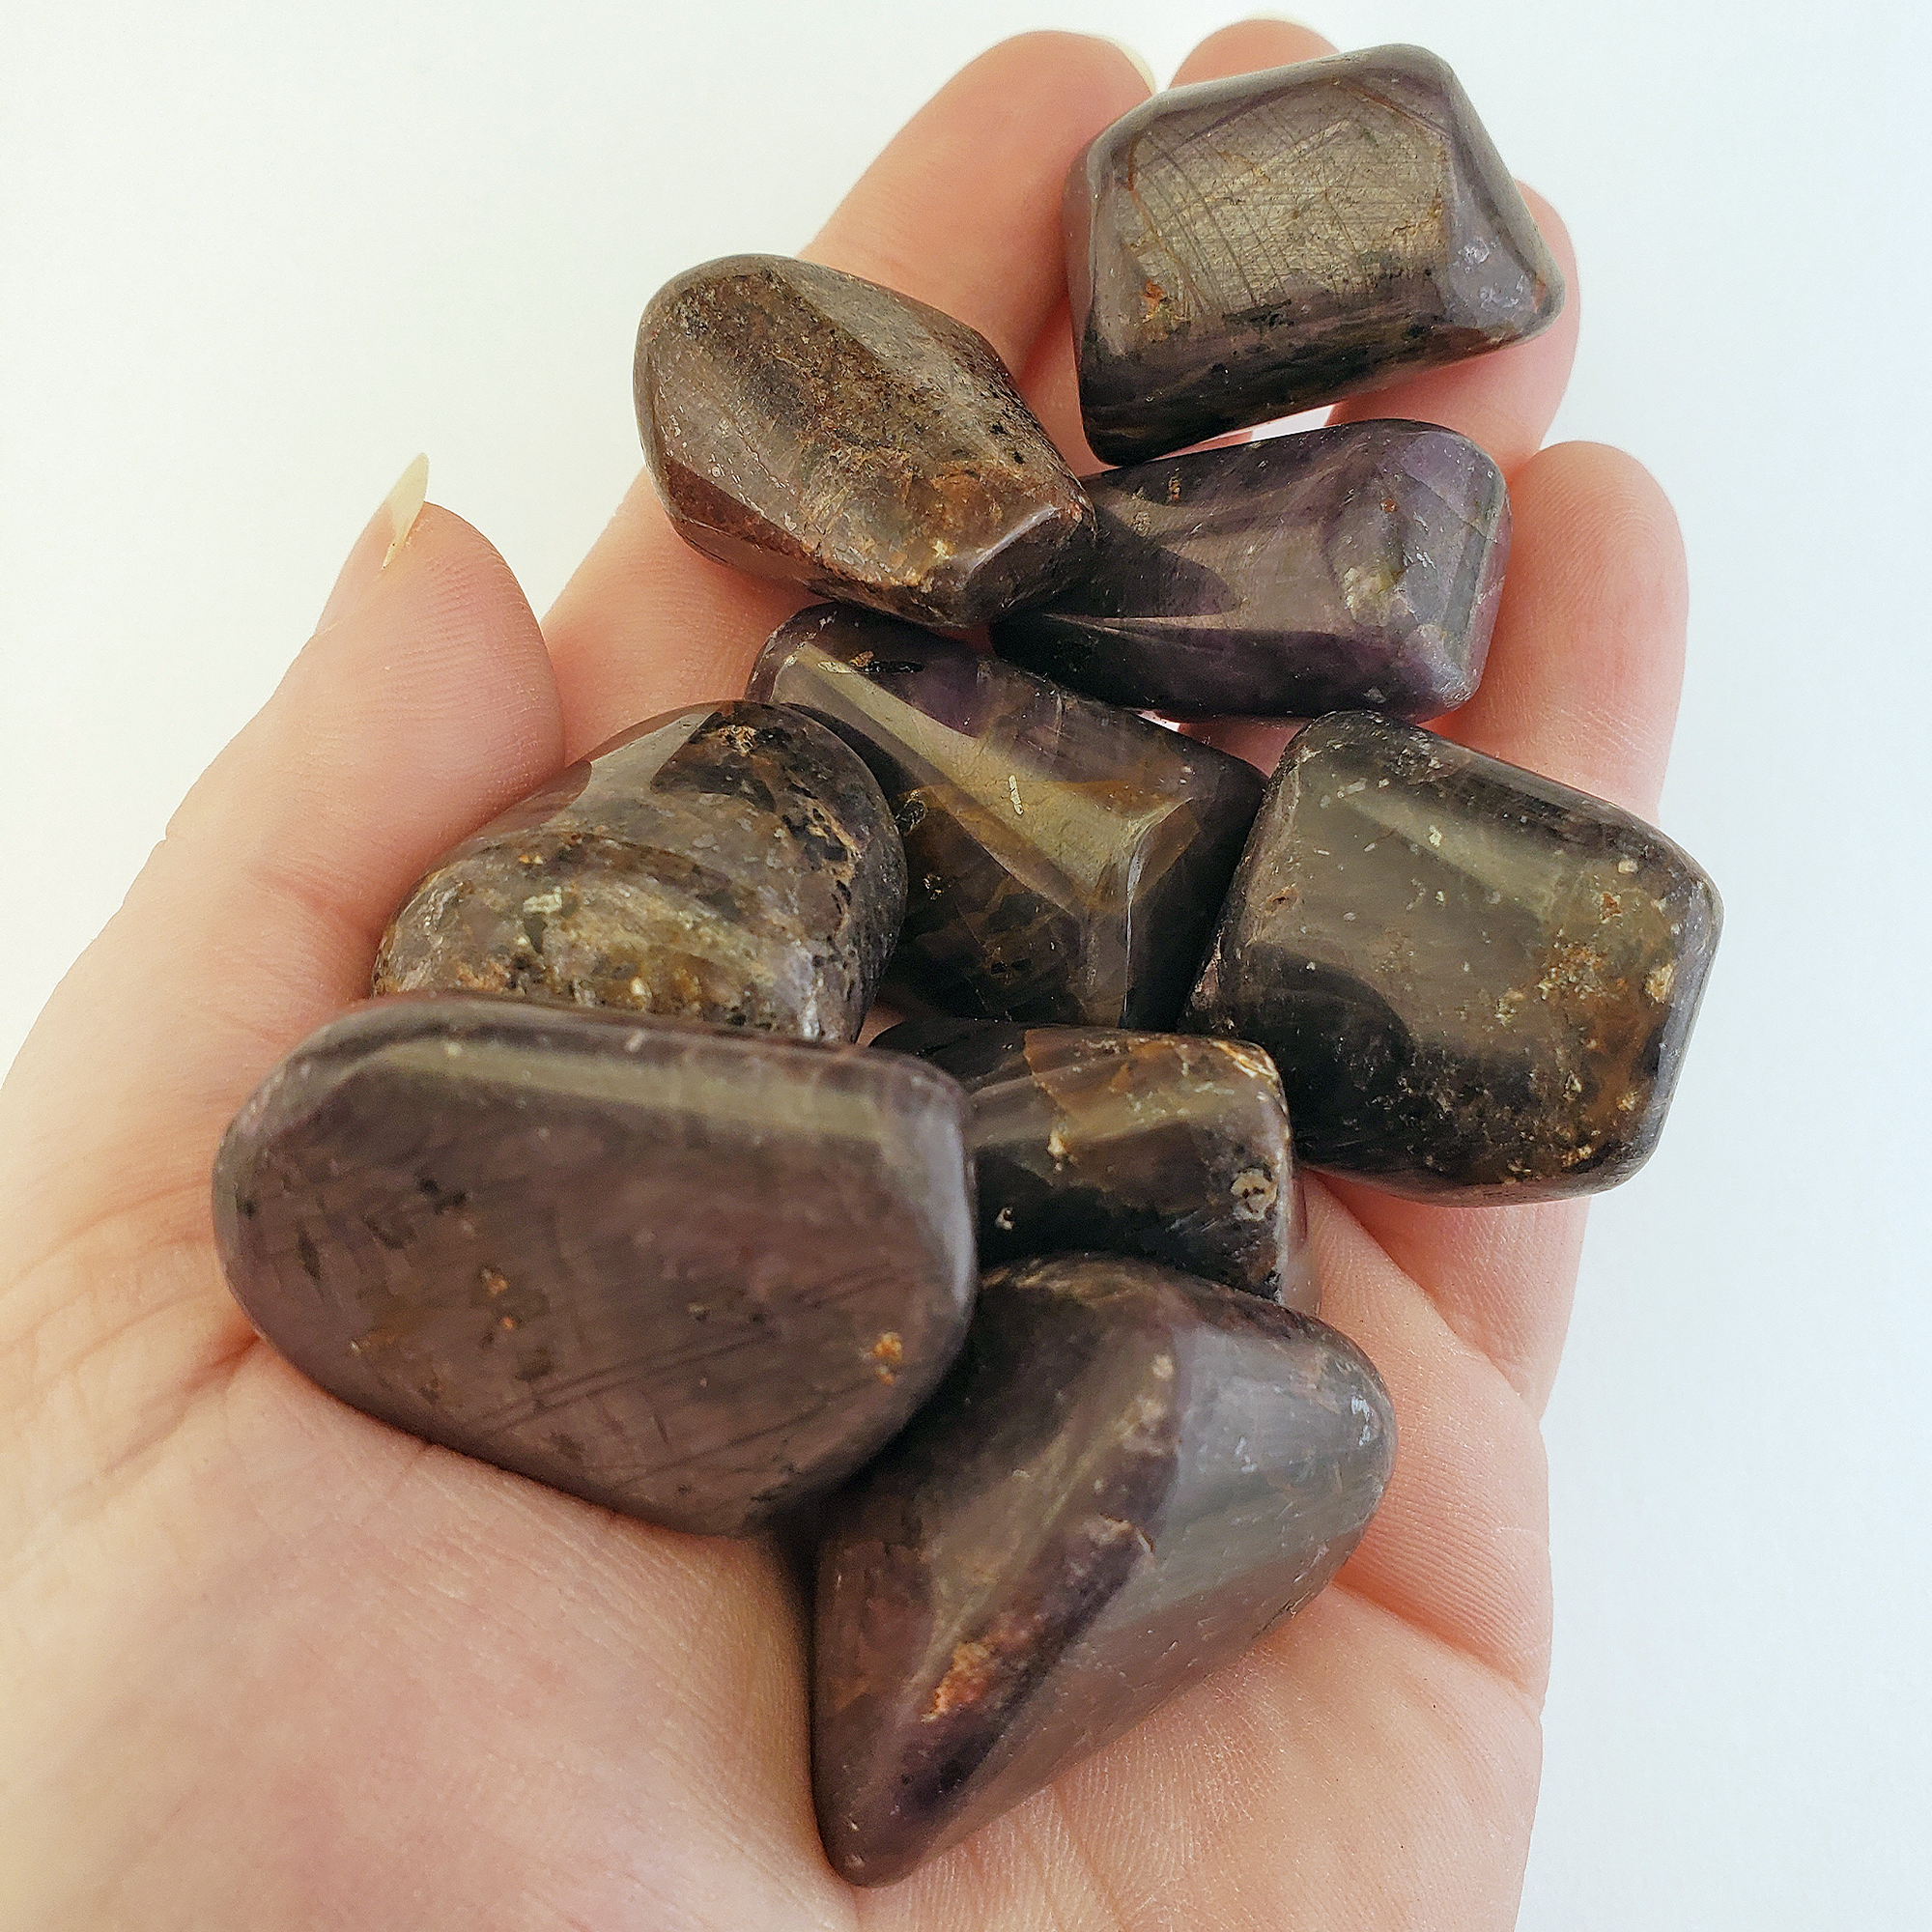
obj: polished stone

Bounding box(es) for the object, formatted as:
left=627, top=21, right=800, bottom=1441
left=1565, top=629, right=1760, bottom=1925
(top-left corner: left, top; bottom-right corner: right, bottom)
left=1184, top=713, right=1723, bottom=1199
left=213, top=998, right=977, bottom=1535
left=990, top=422, right=1509, bottom=721
left=1066, top=45, right=1566, bottom=464
left=373, top=701, right=904, bottom=1043
left=636, top=254, right=1094, bottom=626
left=874, top=1019, right=1314, bottom=1310
left=812, top=1254, right=1392, bottom=1884
left=747, top=606, right=1264, bottom=1028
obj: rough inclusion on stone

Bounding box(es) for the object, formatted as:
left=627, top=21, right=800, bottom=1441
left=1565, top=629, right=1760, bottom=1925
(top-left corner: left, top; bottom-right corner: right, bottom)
left=812, top=1254, right=1393, bottom=1886
left=1185, top=713, right=1723, bottom=1199
left=373, top=700, right=904, bottom=1043
left=1065, top=45, right=1566, bottom=465
left=747, top=605, right=1264, bottom=1029
left=213, top=998, right=978, bottom=1536
left=635, top=254, right=1095, bottom=627
left=874, top=1019, right=1315, bottom=1312
left=991, top=421, right=1510, bottom=723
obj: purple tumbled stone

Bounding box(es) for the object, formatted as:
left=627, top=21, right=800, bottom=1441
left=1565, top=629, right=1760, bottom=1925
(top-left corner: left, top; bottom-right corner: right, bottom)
left=747, top=605, right=1264, bottom=1029
left=812, top=1254, right=1393, bottom=1885
left=213, top=997, right=978, bottom=1535
left=1066, top=45, right=1565, bottom=464
left=873, top=1018, right=1316, bottom=1311
left=990, top=421, right=1509, bottom=722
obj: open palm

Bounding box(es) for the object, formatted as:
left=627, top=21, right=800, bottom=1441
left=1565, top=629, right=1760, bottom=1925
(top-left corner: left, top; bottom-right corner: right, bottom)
left=0, top=21, right=1690, bottom=1929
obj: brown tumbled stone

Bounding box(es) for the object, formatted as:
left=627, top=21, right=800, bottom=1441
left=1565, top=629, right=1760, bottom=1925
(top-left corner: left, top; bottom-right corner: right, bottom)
left=812, top=1254, right=1393, bottom=1884
left=213, top=998, right=978, bottom=1536
left=1184, top=712, right=1722, bottom=1198
left=748, top=605, right=1264, bottom=1029
left=636, top=254, right=1095, bottom=626
left=373, top=700, right=904, bottom=1043
left=873, top=1019, right=1314, bottom=1310
left=1066, top=45, right=1566, bottom=464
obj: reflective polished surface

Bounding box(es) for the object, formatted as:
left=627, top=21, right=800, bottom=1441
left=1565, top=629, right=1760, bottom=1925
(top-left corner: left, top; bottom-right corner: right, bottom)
left=1186, top=713, right=1723, bottom=1198
left=748, top=605, right=1264, bottom=1028
left=214, top=998, right=977, bottom=1535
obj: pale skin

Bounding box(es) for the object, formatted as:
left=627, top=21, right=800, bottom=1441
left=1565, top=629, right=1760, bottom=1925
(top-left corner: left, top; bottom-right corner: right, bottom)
left=0, top=20, right=1690, bottom=1930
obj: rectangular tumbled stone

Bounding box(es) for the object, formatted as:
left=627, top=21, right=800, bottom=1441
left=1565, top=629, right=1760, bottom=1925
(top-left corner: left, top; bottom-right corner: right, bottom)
left=1066, top=45, right=1565, bottom=463
left=1184, top=713, right=1721, bottom=1199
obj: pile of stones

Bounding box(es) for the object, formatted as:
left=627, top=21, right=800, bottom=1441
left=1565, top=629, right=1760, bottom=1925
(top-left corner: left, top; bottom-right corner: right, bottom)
left=214, top=47, right=1720, bottom=1886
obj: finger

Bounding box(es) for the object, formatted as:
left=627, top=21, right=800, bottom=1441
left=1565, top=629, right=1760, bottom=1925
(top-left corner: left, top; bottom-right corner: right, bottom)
left=1326, top=442, right=1690, bottom=1411
left=1018, top=16, right=1341, bottom=466
left=544, top=33, right=1151, bottom=757
left=1440, top=440, right=1688, bottom=815
left=0, top=471, right=565, bottom=1276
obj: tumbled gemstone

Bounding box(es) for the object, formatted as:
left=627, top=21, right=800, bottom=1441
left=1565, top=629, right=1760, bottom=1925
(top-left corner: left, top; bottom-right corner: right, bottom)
left=1066, top=46, right=1566, bottom=464
left=1185, top=713, right=1722, bottom=1198
left=373, top=701, right=904, bottom=1043
left=635, top=254, right=1095, bottom=626
left=213, top=998, right=977, bottom=1535
left=990, top=421, right=1508, bottom=721
left=813, top=1254, right=1392, bottom=1885
left=873, top=1019, right=1314, bottom=1310
left=747, top=606, right=1264, bottom=1028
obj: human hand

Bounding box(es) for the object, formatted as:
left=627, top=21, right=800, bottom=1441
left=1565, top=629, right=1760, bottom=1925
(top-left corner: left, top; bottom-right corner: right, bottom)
left=0, top=20, right=1688, bottom=1927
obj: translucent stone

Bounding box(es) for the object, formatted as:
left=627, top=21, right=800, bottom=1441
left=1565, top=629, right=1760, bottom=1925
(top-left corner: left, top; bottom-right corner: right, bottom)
left=747, top=605, right=1263, bottom=1028
left=874, top=1019, right=1315, bottom=1310
left=1185, top=713, right=1722, bottom=1198
left=636, top=254, right=1094, bottom=625
left=374, top=700, right=904, bottom=1043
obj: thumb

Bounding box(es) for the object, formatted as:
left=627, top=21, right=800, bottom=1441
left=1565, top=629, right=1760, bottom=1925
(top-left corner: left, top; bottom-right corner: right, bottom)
left=0, top=462, right=566, bottom=1282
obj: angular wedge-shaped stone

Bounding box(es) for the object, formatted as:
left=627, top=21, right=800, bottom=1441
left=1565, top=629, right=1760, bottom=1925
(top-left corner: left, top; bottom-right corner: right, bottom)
left=874, top=1019, right=1314, bottom=1309
left=1185, top=713, right=1722, bottom=1198
left=213, top=998, right=977, bottom=1535
left=748, top=606, right=1264, bottom=1028
left=373, top=700, right=904, bottom=1043
left=636, top=254, right=1095, bottom=626
left=990, top=422, right=1509, bottom=721
left=813, top=1254, right=1392, bottom=1885
left=1066, top=45, right=1566, bottom=463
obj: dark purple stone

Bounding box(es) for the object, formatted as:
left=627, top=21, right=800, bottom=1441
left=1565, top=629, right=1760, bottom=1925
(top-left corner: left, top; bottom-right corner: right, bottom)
left=989, top=422, right=1509, bottom=721
left=873, top=1019, right=1314, bottom=1310
left=373, top=700, right=905, bottom=1043
left=746, top=606, right=1264, bottom=1030
left=812, top=1254, right=1393, bottom=1885
left=213, top=997, right=977, bottom=1535
left=1184, top=713, right=1723, bottom=1199
left=636, top=254, right=1094, bottom=627
left=1066, top=45, right=1566, bottom=464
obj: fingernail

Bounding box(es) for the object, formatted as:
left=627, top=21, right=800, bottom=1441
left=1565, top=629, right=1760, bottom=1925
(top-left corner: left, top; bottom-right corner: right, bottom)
left=1101, top=38, right=1158, bottom=94
left=317, top=453, right=430, bottom=632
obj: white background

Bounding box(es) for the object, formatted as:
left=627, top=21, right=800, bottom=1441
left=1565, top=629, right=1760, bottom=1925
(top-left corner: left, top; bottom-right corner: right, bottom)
left=3, top=2, right=1926, bottom=1924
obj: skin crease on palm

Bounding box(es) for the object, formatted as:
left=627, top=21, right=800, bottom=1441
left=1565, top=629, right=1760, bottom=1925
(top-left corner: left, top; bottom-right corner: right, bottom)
left=0, top=18, right=1690, bottom=1931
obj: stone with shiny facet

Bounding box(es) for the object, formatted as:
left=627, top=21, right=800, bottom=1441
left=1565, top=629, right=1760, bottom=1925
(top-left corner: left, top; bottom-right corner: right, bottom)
left=1066, top=45, right=1566, bottom=464
left=812, top=1253, right=1392, bottom=1885
left=990, top=421, right=1509, bottom=721
left=747, top=605, right=1264, bottom=1029
left=873, top=1019, right=1314, bottom=1310
left=1184, top=712, right=1722, bottom=1199
left=636, top=254, right=1095, bottom=626
left=373, top=700, right=904, bottom=1043
left=213, top=998, right=977, bottom=1535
